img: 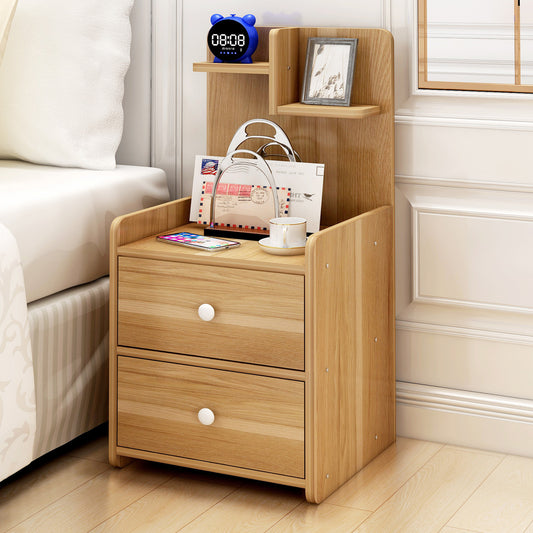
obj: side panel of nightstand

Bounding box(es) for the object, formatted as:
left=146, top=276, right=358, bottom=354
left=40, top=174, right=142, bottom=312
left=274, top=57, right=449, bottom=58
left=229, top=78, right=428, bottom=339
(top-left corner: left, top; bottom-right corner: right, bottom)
left=305, top=206, right=395, bottom=503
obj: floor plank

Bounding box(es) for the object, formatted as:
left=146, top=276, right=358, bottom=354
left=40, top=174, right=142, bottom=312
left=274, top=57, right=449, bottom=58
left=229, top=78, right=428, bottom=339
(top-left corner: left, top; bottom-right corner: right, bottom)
left=7, top=461, right=174, bottom=533
left=447, top=454, right=533, bottom=533
left=66, top=433, right=109, bottom=464
left=176, top=480, right=303, bottom=532
left=0, top=456, right=110, bottom=533
left=90, top=469, right=243, bottom=533
left=266, top=502, right=370, bottom=532
left=4, top=431, right=533, bottom=533
left=352, top=446, right=504, bottom=533
left=439, top=526, right=479, bottom=533
left=325, top=437, right=443, bottom=511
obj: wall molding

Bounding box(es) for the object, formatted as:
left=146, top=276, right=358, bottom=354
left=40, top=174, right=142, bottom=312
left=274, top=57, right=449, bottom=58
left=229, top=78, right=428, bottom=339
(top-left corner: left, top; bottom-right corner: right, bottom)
left=396, top=382, right=533, bottom=457
left=396, top=319, right=533, bottom=346
left=382, top=0, right=392, bottom=31
left=396, top=174, right=533, bottom=194
left=397, top=382, right=533, bottom=424
left=412, top=207, right=533, bottom=313
left=151, top=0, right=181, bottom=199
left=426, top=22, right=533, bottom=40
left=395, top=114, right=533, bottom=132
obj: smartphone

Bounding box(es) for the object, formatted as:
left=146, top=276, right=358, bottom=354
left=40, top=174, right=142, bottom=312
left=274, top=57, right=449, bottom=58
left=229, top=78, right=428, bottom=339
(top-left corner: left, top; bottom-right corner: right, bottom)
left=156, top=231, right=241, bottom=251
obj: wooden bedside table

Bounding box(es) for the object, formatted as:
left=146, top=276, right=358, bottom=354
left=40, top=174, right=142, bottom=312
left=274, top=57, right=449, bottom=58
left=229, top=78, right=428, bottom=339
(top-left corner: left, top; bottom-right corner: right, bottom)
left=109, top=199, right=394, bottom=503
left=109, top=26, right=395, bottom=503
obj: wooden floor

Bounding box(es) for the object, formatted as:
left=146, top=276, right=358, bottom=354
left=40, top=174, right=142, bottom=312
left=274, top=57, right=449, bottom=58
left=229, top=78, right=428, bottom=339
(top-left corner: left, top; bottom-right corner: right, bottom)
left=2, top=426, right=533, bottom=532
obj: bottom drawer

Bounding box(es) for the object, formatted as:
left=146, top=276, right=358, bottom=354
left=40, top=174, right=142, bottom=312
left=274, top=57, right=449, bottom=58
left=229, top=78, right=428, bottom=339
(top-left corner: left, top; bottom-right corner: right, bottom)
left=117, top=356, right=305, bottom=478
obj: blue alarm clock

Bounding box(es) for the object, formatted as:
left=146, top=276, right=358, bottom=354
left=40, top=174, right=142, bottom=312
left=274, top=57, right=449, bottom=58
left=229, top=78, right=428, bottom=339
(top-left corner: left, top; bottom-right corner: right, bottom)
left=208, top=14, right=258, bottom=64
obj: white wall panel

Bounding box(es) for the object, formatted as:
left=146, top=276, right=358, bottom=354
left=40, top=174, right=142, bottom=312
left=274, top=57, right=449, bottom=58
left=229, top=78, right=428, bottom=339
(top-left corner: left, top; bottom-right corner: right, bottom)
left=396, top=179, right=533, bottom=318
left=395, top=123, right=533, bottom=183
left=396, top=327, right=533, bottom=400
left=396, top=178, right=533, bottom=439
left=415, top=211, right=533, bottom=311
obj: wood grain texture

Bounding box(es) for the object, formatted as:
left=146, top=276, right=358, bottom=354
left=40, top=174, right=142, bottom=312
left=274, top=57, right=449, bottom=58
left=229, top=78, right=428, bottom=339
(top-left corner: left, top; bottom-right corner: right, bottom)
left=268, top=502, right=370, bottom=532
left=118, top=346, right=305, bottom=382
left=178, top=481, right=302, bottom=533
left=8, top=462, right=174, bottom=533
left=118, top=223, right=306, bottom=275
left=277, top=103, right=381, bottom=119
left=269, top=27, right=299, bottom=114
left=117, top=357, right=305, bottom=478
left=111, top=197, right=191, bottom=249
left=114, top=446, right=306, bottom=488
left=448, top=455, right=533, bottom=533
left=353, top=446, right=503, bottom=533
left=109, top=26, right=396, bottom=501
left=418, top=79, right=533, bottom=93
left=325, top=438, right=442, bottom=511
left=109, top=197, right=191, bottom=466
left=91, top=469, right=242, bottom=533
left=418, top=0, right=427, bottom=86
left=117, top=257, right=304, bottom=369
left=193, top=61, right=269, bottom=75
left=0, top=457, right=110, bottom=533
left=7, top=434, right=533, bottom=532
left=305, top=206, right=395, bottom=503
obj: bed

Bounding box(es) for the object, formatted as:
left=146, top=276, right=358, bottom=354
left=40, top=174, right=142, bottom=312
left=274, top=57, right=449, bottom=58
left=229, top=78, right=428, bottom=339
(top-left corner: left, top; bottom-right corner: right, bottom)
left=0, top=0, right=170, bottom=481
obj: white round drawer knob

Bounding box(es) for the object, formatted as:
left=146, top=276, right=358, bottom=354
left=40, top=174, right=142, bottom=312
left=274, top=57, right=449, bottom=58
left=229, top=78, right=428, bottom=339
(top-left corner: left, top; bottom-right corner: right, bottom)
left=198, top=303, right=215, bottom=322
left=198, top=408, right=215, bottom=426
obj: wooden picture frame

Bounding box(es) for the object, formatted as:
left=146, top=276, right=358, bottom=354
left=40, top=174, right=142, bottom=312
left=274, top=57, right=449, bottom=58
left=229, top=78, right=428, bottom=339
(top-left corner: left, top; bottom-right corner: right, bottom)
left=301, top=37, right=358, bottom=106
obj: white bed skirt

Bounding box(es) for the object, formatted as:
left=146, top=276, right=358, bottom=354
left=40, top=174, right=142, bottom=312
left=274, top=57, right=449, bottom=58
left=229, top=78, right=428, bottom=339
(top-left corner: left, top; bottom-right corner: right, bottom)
left=28, top=276, right=109, bottom=459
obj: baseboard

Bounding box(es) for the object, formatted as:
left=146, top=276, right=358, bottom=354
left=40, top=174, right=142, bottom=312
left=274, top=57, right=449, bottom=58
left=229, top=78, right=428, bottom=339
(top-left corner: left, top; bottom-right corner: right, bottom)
left=396, top=382, right=533, bottom=457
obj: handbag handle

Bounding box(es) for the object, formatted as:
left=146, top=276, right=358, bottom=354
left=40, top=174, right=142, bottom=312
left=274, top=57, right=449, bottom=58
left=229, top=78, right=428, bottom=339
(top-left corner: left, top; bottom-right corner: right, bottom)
left=226, top=119, right=299, bottom=162
left=209, top=149, right=279, bottom=229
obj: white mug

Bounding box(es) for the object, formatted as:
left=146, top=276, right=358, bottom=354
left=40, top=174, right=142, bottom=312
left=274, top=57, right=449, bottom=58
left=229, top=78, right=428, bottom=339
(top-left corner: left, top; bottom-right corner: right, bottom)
left=269, top=217, right=307, bottom=248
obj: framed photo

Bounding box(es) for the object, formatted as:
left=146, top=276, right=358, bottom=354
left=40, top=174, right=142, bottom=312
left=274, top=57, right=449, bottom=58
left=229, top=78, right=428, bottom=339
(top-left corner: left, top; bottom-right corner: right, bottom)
left=301, top=38, right=358, bottom=106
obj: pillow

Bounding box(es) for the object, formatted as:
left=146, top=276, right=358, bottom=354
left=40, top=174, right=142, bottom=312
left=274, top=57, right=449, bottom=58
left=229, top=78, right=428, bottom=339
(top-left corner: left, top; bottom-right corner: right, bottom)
left=0, top=0, right=134, bottom=170
left=0, top=0, right=17, bottom=63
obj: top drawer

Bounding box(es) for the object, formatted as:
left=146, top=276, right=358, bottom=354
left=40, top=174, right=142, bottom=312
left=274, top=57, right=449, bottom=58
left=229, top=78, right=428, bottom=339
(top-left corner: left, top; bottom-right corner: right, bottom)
left=117, top=257, right=304, bottom=370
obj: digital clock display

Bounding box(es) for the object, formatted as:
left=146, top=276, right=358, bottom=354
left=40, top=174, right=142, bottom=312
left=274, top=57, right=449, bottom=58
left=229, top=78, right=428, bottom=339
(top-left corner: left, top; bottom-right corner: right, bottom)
left=208, top=19, right=250, bottom=61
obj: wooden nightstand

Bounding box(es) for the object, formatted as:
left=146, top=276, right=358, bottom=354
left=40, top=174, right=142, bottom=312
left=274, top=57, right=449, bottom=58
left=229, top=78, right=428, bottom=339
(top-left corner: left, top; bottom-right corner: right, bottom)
left=109, top=26, right=395, bottom=504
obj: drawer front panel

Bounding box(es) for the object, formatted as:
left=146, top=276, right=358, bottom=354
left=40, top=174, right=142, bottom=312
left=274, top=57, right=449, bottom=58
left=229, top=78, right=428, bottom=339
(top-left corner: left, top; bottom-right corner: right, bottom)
left=118, top=257, right=304, bottom=370
left=117, top=356, right=305, bottom=478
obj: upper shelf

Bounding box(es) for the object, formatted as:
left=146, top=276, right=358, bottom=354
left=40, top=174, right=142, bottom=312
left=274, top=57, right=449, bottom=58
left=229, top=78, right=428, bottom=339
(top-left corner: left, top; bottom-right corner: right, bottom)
left=192, top=61, right=381, bottom=119
left=193, top=27, right=387, bottom=120
left=193, top=61, right=270, bottom=75
left=277, top=103, right=380, bottom=119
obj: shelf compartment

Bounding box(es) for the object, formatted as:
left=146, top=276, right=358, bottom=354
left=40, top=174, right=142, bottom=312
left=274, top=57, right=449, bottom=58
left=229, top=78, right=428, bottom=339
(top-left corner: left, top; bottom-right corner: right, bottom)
left=193, top=61, right=270, bottom=75
left=276, top=102, right=380, bottom=119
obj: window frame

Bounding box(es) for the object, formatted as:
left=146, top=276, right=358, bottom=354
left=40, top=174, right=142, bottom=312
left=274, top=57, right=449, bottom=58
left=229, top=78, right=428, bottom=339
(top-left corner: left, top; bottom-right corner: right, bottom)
left=418, top=0, right=533, bottom=94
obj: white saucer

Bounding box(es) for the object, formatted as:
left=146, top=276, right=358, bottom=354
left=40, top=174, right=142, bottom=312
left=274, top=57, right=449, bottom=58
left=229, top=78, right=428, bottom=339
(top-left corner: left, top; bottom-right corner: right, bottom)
left=258, top=238, right=306, bottom=256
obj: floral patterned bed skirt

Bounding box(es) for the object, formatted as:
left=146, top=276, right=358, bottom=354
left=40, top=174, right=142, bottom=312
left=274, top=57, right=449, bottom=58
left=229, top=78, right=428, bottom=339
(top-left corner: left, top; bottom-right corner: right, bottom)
left=0, top=223, right=36, bottom=481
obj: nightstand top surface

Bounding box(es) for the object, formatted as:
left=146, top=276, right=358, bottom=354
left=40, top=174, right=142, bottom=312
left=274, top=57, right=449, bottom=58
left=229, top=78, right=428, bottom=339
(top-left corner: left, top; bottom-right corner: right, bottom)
left=118, top=223, right=306, bottom=275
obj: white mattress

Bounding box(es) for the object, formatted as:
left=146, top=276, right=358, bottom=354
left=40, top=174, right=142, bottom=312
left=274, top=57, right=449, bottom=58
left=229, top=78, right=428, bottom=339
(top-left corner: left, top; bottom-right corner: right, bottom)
left=0, top=160, right=169, bottom=303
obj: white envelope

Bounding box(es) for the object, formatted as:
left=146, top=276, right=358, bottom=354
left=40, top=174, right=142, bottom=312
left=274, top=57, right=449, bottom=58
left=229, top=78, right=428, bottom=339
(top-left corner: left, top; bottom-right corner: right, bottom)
left=190, top=155, right=324, bottom=233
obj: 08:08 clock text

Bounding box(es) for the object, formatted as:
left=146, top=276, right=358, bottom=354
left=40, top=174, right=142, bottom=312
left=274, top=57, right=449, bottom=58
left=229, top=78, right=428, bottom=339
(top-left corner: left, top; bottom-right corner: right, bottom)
left=211, top=34, right=246, bottom=47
